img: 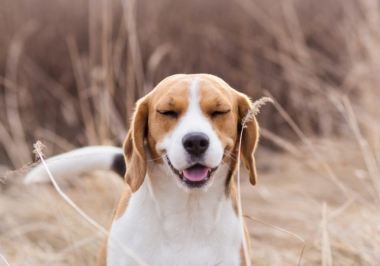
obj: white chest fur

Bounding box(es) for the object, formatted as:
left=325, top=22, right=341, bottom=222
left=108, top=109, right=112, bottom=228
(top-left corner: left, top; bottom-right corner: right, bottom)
left=107, top=165, right=242, bottom=266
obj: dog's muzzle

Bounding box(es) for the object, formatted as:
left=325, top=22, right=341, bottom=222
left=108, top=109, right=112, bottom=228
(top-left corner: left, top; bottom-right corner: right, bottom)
left=166, top=156, right=218, bottom=188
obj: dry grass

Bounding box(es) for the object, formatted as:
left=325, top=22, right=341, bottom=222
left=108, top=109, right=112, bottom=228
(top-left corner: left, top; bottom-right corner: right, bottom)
left=1, top=0, right=380, bottom=265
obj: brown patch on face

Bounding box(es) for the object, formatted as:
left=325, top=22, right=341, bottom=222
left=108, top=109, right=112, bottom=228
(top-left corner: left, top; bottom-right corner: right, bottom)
left=198, top=76, right=239, bottom=162
left=146, top=75, right=191, bottom=161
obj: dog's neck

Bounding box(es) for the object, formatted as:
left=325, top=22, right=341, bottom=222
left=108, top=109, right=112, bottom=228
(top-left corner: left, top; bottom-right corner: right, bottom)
left=108, top=159, right=242, bottom=265
left=137, top=160, right=233, bottom=232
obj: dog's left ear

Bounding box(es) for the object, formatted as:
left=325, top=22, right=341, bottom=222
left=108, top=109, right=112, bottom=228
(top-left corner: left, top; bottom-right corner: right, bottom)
left=237, top=93, right=259, bottom=186
left=123, top=96, right=149, bottom=192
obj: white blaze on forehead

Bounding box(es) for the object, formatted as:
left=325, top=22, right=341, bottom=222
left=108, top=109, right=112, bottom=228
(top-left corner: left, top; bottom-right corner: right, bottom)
left=158, top=77, right=224, bottom=170
left=179, top=78, right=205, bottom=133
left=188, top=78, right=201, bottom=114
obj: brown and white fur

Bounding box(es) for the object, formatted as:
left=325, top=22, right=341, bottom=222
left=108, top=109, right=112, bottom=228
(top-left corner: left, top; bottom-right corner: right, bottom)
left=25, top=74, right=259, bottom=266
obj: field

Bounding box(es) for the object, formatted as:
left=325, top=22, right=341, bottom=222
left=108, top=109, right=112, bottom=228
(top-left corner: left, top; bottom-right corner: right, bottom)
left=1, top=0, right=380, bottom=265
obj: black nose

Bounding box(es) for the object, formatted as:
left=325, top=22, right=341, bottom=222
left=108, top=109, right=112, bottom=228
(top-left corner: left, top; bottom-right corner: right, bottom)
left=182, top=133, right=210, bottom=156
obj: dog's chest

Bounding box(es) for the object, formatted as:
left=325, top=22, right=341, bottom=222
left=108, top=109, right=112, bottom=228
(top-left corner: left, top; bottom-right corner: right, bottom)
left=107, top=185, right=242, bottom=266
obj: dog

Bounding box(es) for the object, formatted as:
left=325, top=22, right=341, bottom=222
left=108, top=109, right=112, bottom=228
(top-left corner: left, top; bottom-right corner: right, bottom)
left=25, top=74, right=259, bottom=266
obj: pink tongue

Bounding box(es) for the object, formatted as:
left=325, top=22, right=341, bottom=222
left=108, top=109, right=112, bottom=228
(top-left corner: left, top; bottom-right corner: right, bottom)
left=183, top=165, right=210, bottom=181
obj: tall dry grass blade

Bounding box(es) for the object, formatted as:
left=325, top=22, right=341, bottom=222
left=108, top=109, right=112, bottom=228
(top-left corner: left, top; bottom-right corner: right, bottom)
left=330, top=93, right=380, bottom=201
left=0, top=109, right=22, bottom=167
left=126, top=46, right=136, bottom=123
left=0, top=253, right=10, bottom=266
left=32, top=141, right=148, bottom=265
left=243, top=215, right=305, bottom=266
left=0, top=161, right=40, bottom=182
left=259, top=128, right=302, bottom=157
left=235, top=0, right=306, bottom=67
left=263, top=91, right=308, bottom=142
left=97, top=89, right=127, bottom=143
left=329, top=197, right=355, bottom=220
left=341, top=96, right=380, bottom=199
left=95, top=87, right=127, bottom=145
left=96, top=87, right=111, bottom=143
left=57, top=235, right=98, bottom=257
left=67, top=35, right=98, bottom=145
left=145, top=43, right=172, bottom=92
left=23, top=57, right=79, bottom=126
left=102, top=0, right=113, bottom=95
left=122, top=0, right=145, bottom=96
left=113, top=13, right=128, bottom=80
left=321, top=202, right=333, bottom=266
left=280, top=0, right=307, bottom=58
left=235, top=97, right=273, bottom=265
left=234, top=0, right=286, bottom=39
left=251, top=97, right=273, bottom=115
left=112, top=13, right=128, bottom=105
left=280, top=0, right=321, bottom=81
left=5, top=20, right=38, bottom=167
left=236, top=110, right=253, bottom=266
left=237, top=97, right=274, bottom=265
left=97, top=0, right=114, bottom=142
left=88, top=0, right=100, bottom=71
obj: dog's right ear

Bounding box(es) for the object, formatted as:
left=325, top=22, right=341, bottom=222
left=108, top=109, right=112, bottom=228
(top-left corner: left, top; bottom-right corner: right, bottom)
left=123, top=96, right=149, bottom=192
left=236, top=93, right=259, bottom=186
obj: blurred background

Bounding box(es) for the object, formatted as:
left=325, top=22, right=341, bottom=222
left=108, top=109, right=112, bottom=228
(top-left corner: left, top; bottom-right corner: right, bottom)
left=1, top=0, right=380, bottom=265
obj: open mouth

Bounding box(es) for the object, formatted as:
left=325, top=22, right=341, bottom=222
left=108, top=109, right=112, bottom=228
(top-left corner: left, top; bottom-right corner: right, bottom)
left=166, top=156, right=218, bottom=188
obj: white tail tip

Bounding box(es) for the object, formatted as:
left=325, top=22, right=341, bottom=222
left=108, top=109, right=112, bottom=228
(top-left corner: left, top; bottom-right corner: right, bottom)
left=24, top=146, right=124, bottom=184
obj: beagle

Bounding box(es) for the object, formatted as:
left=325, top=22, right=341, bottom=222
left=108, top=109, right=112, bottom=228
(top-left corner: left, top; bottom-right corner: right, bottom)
left=25, top=74, right=259, bottom=266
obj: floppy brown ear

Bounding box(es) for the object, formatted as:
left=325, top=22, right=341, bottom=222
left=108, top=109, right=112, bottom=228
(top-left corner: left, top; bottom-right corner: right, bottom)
left=123, top=96, right=149, bottom=192
left=237, top=94, right=259, bottom=186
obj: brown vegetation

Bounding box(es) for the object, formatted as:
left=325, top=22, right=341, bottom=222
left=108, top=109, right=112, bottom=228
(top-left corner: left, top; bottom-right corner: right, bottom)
left=1, top=0, right=380, bottom=265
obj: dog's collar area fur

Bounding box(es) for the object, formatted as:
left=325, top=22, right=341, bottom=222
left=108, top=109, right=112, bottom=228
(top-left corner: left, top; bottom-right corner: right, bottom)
left=108, top=163, right=242, bottom=265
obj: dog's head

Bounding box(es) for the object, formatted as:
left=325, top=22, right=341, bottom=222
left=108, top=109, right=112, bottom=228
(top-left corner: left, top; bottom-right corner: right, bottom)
left=123, top=74, right=259, bottom=192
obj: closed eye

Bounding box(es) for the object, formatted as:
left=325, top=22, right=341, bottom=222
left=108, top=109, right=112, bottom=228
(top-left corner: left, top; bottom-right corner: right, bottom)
left=157, top=110, right=178, bottom=119
left=211, top=110, right=230, bottom=118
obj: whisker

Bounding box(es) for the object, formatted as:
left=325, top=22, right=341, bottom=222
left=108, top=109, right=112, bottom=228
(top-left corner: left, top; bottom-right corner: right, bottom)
left=224, top=150, right=237, bottom=158
left=221, top=161, right=232, bottom=171
left=145, top=153, right=167, bottom=162
left=224, top=151, right=237, bottom=161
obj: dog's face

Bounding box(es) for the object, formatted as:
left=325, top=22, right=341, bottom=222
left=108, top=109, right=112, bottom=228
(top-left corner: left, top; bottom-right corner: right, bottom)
left=124, top=74, right=259, bottom=192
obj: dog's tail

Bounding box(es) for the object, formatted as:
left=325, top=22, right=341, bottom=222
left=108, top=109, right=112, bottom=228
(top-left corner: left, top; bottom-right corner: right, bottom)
left=24, top=146, right=125, bottom=184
